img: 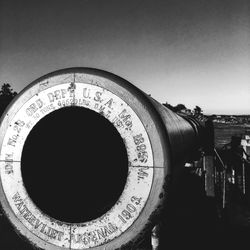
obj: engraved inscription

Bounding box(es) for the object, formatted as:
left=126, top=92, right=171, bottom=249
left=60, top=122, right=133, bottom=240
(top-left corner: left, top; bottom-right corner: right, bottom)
left=112, top=109, right=133, bottom=130
left=104, top=98, right=113, bottom=109
left=58, top=98, right=90, bottom=107
left=46, top=87, right=114, bottom=118
left=68, top=82, right=76, bottom=94
left=7, top=120, right=25, bottom=147
left=47, top=89, right=68, bottom=102
left=0, top=81, right=154, bottom=248
left=133, top=134, right=148, bottom=163
left=40, top=104, right=56, bottom=115
left=82, top=88, right=91, bottom=99
left=7, top=134, right=19, bottom=147
left=138, top=166, right=150, bottom=180
left=39, top=81, right=49, bottom=91
left=13, top=120, right=25, bottom=133
left=93, top=91, right=102, bottom=102
left=72, top=223, right=118, bottom=245
left=130, top=196, right=142, bottom=206
left=26, top=99, right=44, bottom=116
left=12, top=192, right=64, bottom=241
left=5, top=153, right=14, bottom=174
left=118, top=196, right=142, bottom=224
left=118, top=109, right=132, bottom=130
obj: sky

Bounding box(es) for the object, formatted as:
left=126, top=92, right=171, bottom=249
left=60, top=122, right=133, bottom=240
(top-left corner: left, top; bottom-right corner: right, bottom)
left=0, top=0, right=249, bottom=114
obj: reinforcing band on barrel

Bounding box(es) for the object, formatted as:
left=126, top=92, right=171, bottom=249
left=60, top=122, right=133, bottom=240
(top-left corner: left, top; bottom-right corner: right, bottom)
left=0, top=73, right=154, bottom=249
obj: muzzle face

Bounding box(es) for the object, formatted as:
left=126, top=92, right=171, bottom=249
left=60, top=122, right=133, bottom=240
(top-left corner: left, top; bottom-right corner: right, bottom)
left=0, top=69, right=169, bottom=249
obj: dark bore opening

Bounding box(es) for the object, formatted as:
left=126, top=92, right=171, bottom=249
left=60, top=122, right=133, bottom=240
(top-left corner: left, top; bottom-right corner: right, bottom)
left=21, top=107, right=128, bottom=223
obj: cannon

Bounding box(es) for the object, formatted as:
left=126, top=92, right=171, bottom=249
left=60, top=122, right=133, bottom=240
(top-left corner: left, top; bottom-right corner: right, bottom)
left=0, top=68, right=207, bottom=249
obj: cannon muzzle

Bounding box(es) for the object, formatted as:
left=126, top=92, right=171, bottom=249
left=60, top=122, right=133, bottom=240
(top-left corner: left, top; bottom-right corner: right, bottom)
left=0, top=68, right=205, bottom=249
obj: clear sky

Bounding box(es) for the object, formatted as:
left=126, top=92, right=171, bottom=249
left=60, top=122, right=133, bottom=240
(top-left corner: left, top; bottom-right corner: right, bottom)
left=0, top=0, right=249, bottom=114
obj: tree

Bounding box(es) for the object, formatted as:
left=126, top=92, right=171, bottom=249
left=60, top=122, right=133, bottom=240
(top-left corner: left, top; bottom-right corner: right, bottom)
left=0, top=83, right=17, bottom=117
left=0, top=83, right=17, bottom=97
left=163, top=102, right=175, bottom=111
left=163, top=102, right=188, bottom=113
left=173, top=104, right=187, bottom=112
left=193, top=105, right=203, bottom=116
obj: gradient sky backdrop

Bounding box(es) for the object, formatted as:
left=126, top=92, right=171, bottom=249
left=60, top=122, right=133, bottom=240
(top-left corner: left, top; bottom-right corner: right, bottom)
left=0, top=0, right=249, bottom=114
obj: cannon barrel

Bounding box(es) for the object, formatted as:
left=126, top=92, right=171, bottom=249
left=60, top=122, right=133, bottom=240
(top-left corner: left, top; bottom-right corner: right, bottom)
left=0, top=68, right=205, bottom=250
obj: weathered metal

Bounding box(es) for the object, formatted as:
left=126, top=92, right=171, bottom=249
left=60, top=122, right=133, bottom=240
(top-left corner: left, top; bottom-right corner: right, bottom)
left=0, top=68, right=203, bottom=249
